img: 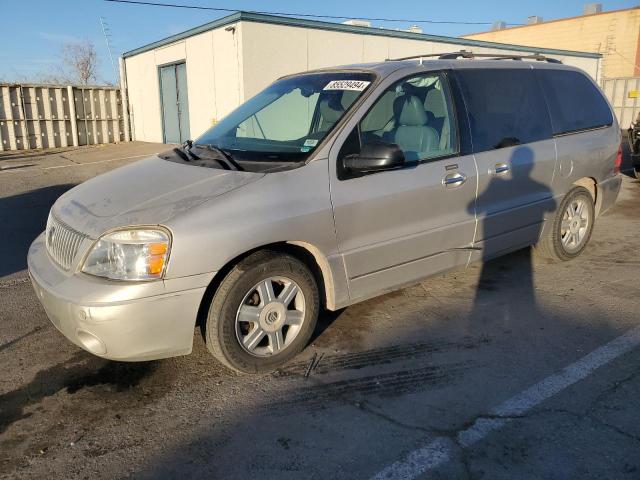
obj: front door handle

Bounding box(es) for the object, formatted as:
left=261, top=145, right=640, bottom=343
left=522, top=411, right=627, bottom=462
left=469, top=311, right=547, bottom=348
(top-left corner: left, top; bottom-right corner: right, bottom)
left=490, top=163, right=510, bottom=176
left=442, top=172, right=467, bottom=188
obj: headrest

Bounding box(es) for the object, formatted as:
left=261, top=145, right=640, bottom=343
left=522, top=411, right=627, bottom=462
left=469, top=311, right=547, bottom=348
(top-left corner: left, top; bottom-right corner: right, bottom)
left=394, top=95, right=428, bottom=127
left=319, top=98, right=344, bottom=124
left=424, top=89, right=446, bottom=118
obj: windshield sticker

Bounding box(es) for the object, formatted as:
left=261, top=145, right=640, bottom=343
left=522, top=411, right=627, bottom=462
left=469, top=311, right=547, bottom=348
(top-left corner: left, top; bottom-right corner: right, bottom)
left=303, top=139, right=319, bottom=147
left=323, top=80, right=371, bottom=91
left=300, top=146, right=311, bottom=152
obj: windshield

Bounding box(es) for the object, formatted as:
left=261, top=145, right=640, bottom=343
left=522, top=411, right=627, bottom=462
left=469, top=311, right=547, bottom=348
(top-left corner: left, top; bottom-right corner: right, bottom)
left=194, top=72, right=374, bottom=162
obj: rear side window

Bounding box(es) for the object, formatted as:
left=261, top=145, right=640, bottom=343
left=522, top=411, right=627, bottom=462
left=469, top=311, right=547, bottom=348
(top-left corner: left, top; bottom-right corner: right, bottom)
left=537, top=69, right=613, bottom=135
left=455, top=68, right=552, bottom=153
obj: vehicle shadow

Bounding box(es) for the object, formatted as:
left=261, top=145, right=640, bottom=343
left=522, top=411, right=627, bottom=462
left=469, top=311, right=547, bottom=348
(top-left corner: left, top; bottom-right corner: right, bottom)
left=0, top=351, right=162, bottom=435
left=0, top=184, right=75, bottom=278
left=468, top=145, right=556, bottom=333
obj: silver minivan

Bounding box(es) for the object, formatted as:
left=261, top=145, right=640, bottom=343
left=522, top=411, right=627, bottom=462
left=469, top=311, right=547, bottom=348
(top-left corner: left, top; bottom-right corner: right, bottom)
left=28, top=52, right=623, bottom=373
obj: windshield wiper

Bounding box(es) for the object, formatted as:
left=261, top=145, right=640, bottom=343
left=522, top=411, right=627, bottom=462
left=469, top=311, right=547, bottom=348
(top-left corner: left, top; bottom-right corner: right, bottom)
left=193, top=143, right=243, bottom=171
left=181, top=140, right=201, bottom=161
left=171, top=140, right=202, bottom=163
left=172, top=147, right=190, bottom=162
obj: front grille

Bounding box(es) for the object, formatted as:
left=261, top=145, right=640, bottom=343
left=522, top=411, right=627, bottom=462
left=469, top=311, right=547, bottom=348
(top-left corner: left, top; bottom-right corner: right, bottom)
left=45, top=214, right=89, bottom=270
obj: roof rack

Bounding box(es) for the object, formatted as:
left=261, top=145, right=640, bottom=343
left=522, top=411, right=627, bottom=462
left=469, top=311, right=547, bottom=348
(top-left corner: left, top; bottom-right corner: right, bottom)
left=386, top=49, right=562, bottom=64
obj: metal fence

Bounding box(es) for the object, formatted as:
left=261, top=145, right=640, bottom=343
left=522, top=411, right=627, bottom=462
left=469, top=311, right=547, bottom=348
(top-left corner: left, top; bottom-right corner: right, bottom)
left=602, top=77, right=640, bottom=129
left=0, top=83, right=127, bottom=151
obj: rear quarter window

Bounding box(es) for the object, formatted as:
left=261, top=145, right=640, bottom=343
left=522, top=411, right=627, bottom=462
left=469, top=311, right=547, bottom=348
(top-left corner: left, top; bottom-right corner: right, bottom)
left=455, top=68, right=552, bottom=153
left=537, top=69, right=613, bottom=135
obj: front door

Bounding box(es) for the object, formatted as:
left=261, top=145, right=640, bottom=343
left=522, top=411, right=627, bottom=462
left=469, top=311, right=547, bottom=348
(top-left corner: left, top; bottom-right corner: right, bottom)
left=453, top=67, right=557, bottom=259
left=160, top=62, right=190, bottom=144
left=329, top=72, right=478, bottom=302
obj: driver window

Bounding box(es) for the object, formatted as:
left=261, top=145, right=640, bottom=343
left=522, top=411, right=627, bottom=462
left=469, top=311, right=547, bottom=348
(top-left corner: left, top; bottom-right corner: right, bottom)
left=354, top=73, right=458, bottom=162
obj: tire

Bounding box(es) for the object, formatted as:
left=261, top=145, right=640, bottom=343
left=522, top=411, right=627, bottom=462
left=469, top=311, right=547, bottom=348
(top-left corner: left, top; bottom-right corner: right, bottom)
left=204, top=250, right=319, bottom=374
left=535, top=186, right=595, bottom=262
left=635, top=167, right=640, bottom=180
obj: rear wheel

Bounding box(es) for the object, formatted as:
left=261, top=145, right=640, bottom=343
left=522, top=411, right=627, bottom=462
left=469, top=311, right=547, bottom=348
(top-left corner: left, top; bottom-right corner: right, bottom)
left=204, top=251, right=319, bottom=373
left=535, top=186, right=595, bottom=262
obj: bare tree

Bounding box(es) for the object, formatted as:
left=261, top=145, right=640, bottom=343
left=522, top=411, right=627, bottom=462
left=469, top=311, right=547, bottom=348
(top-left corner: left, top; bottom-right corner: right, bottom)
left=61, top=40, right=98, bottom=85
left=38, top=40, right=99, bottom=85
left=6, top=40, right=105, bottom=85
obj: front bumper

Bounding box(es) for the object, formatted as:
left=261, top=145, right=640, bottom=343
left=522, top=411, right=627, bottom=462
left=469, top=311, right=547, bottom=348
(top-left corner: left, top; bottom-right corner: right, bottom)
left=28, top=233, right=213, bottom=361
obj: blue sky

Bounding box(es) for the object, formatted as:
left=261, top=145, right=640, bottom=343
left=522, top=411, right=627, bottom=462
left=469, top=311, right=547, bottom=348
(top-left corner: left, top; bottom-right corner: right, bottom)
left=1, top=0, right=637, bottom=84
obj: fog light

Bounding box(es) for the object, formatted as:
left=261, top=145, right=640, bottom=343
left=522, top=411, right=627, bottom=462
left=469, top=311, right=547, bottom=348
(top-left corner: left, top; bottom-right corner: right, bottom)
left=76, top=330, right=106, bottom=355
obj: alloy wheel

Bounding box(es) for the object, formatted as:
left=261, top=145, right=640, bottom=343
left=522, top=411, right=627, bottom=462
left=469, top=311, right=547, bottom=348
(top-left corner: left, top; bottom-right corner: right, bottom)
left=560, top=197, right=590, bottom=253
left=235, top=276, right=306, bottom=357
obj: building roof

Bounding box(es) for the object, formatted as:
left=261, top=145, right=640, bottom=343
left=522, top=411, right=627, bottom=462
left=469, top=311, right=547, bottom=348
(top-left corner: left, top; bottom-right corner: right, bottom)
left=463, top=6, right=640, bottom=37
left=122, top=11, right=601, bottom=60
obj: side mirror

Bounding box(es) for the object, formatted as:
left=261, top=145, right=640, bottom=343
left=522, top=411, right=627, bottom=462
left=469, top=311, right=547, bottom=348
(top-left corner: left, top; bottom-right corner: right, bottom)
left=344, top=142, right=406, bottom=173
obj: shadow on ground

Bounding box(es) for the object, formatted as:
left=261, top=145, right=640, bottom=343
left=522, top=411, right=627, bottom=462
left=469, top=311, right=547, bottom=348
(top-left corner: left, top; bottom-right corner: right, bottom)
left=0, top=352, right=162, bottom=435
left=0, top=184, right=75, bottom=277
left=136, top=245, right=633, bottom=479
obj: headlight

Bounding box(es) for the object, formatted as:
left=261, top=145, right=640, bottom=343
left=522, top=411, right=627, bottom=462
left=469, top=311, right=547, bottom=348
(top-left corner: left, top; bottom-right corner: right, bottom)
left=82, top=228, right=171, bottom=281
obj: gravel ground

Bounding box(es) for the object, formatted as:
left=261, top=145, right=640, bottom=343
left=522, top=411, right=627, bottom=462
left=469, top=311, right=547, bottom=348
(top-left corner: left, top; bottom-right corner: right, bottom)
left=1, top=141, right=639, bottom=479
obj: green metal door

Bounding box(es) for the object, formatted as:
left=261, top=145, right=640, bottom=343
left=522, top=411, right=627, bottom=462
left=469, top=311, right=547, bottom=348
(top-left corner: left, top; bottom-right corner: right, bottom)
left=159, top=62, right=190, bottom=144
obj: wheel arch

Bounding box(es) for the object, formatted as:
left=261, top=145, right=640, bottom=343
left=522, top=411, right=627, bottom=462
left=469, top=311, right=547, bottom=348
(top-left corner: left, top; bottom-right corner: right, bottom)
left=572, top=177, right=602, bottom=216
left=195, top=241, right=336, bottom=329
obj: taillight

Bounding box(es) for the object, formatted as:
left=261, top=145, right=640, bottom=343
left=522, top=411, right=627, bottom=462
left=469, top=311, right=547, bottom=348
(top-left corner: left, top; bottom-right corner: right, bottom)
left=614, top=145, right=622, bottom=174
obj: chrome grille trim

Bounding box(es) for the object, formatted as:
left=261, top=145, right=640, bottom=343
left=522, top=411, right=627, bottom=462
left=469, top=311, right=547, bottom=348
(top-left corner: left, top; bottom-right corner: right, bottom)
left=45, top=214, right=89, bottom=271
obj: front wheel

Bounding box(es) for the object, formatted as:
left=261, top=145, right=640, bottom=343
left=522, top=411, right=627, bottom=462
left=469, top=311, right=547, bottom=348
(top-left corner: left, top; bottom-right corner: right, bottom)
left=535, top=186, right=595, bottom=262
left=204, top=251, right=319, bottom=373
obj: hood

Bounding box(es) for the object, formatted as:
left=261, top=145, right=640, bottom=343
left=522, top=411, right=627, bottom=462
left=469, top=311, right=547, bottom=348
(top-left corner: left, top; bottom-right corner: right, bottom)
left=53, top=155, right=264, bottom=238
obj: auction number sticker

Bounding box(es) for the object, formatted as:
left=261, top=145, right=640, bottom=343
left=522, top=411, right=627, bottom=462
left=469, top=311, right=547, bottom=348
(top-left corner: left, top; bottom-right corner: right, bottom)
left=324, top=80, right=371, bottom=91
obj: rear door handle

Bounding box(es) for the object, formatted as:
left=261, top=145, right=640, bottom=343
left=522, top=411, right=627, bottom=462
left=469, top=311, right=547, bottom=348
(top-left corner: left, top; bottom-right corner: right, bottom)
left=442, top=172, right=467, bottom=188
left=491, top=163, right=510, bottom=176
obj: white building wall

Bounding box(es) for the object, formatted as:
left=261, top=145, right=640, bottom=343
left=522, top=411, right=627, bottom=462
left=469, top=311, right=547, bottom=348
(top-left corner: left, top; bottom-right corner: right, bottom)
left=241, top=22, right=602, bottom=100
left=124, top=49, right=162, bottom=142
left=240, top=22, right=308, bottom=100
left=124, top=23, right=244, bottom=143
left=124, top=19, right=601, bottom=143
left=210, top=23, right=244, bottom=122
